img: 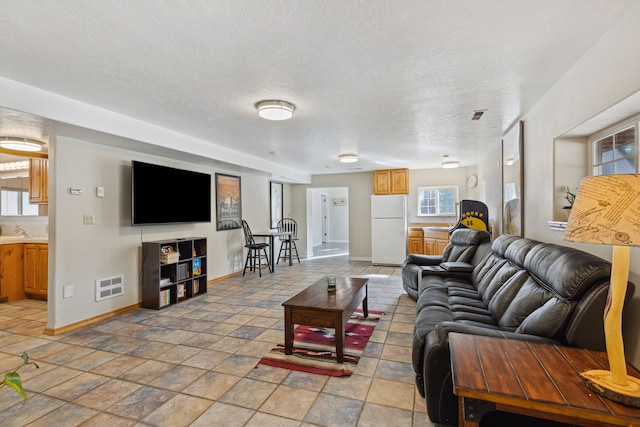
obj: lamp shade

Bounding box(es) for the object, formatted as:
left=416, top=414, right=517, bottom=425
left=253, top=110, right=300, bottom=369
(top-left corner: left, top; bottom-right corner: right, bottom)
left=563, top=174, right=640, bottom=246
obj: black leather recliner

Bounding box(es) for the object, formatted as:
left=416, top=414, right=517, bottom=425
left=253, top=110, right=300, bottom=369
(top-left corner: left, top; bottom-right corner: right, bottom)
left=401, top=228, right=491, bottom=300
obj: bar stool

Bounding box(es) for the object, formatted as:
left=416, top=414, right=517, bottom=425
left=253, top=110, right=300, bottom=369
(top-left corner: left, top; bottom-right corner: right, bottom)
left=242, top=220, right=271, bottom=276
left=276, top=218, right=300, bottom=264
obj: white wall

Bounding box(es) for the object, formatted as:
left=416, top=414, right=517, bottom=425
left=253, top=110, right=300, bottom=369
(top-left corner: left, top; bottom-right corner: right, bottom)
left=49, top=136, right=285, bottom=329
left=301, top=187, right=349, bottom=256
left=408, top=166, right=478, bottom=225
left=475, top=1, right=640, bottom=365
left=291, top=169, right=476, bottom=261
left=292, top=172, right=372, bottom=261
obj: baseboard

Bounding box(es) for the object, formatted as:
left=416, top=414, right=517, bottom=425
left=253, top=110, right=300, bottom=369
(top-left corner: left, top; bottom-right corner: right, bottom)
left=43, top=303, right=141, bottom=336
left=208, top=272, right=241, bottom=283
left=42, top=275, right=241, bottom=336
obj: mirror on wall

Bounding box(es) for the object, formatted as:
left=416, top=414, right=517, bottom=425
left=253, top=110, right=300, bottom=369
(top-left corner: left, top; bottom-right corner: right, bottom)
left=0, top=153, right=40, bottom=217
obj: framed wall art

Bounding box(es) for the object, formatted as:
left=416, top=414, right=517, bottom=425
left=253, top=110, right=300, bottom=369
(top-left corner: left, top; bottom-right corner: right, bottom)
left=215, top=173, right=242, bottom=231
left=270, top=181, right=283, bottom=229
left=502, top=120, right=524, bottom=236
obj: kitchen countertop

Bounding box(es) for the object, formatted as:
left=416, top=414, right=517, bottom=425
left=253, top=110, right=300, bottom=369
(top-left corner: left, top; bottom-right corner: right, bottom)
left=0, top=236, right=48, bottom=244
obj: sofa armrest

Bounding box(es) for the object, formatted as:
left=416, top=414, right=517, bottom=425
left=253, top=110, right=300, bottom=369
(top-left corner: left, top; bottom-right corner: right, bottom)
left=434, top=321, right=561, bottom=346
left=404, top=253, right=443, bottom=267
left=440, top=261, right=474, bottom=273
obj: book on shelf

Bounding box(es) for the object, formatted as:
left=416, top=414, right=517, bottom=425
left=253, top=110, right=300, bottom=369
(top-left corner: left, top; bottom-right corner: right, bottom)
left=193, top=258, right=201, bottom=276
left=193, top=279, right=200, bottom=294
left=160, top=288, right=171, bottom=307
left=177, top=283, right=186, bottom=300
left=177, top=263, right=190, bottom=280
left=160, top=277, right=171, bottom=286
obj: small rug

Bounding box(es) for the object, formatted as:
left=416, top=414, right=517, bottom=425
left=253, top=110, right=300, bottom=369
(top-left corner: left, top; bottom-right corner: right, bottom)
left=257, top=309, right=382, bottom=377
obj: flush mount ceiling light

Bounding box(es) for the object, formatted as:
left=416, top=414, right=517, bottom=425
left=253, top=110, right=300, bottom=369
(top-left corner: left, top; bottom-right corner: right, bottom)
left=441, top=155, right=459, bottom=169
left=339, top=153, right=359, bottom=163
left=0, top=136, right=44, bottom=152
left=0, top=160, right=29, bottom=171
left=255, top=100, right=295, bottom=121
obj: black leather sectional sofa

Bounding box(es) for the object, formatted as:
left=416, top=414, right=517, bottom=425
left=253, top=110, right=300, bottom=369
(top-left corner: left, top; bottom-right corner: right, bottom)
left=402, top=230, right=635, bottom=425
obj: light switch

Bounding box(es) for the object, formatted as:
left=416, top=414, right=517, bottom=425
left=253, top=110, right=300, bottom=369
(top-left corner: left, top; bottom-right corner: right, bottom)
left=63, top=285, right=74, bottom=298
left=96, top=186, right=105, bottom=198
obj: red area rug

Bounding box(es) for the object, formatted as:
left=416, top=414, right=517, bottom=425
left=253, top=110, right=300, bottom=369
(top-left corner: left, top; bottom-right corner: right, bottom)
left=257, top=309, right=382, bottom=377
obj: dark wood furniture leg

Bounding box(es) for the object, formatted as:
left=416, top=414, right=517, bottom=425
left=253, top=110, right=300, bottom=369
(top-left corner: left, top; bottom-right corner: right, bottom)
left=284, top=306, right=293, bottom=355
left=362, top=291, right=368, bottom=318
left=335, top=313, right=345, bottom=363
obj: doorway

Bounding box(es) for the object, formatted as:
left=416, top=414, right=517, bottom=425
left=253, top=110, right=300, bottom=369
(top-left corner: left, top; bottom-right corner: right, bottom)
left=306, top=187, right=349, bottom=259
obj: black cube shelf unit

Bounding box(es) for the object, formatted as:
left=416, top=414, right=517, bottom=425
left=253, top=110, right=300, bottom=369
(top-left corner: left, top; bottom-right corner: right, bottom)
left=141, top=237, right=207, bottom=309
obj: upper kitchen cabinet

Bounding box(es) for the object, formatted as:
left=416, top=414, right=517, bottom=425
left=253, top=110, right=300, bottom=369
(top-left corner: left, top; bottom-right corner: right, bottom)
left=29, top=158, right=48, bottom=204
left=373, top=168, right=409, bottom=195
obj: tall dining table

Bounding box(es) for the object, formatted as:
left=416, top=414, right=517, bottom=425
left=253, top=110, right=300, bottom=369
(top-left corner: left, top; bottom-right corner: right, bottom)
left=252, top=230, right=292, bottom=272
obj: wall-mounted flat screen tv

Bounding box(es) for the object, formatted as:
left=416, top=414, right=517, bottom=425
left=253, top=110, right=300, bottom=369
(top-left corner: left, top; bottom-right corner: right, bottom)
left=131, top=160, right=211, bottom=225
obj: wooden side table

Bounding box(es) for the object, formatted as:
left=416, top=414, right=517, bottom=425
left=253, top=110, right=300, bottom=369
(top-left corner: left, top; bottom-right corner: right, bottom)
left=449, top=333, right=640, bottom=427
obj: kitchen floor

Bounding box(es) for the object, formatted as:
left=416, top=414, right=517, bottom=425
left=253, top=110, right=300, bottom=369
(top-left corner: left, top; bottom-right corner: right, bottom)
left=0, top=256, right=430, bottom=427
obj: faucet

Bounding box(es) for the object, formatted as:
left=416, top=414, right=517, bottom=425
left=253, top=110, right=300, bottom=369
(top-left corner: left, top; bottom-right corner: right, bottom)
left=15, top=225, right=30, bottom=238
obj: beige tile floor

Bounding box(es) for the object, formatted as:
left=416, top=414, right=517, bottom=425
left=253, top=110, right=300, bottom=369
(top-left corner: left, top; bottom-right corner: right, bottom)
left=0, top=256, right=432, bottom=427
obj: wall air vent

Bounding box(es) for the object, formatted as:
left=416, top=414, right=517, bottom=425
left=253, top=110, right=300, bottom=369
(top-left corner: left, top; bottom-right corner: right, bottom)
left=96, top=274, right=124, bottom=301
left=471, top=110, right=486, bottom=121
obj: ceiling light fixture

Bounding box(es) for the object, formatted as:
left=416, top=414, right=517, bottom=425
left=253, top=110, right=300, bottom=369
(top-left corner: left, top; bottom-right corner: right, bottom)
left=0, top=160, right=29, bottom=171
left=441, top=155, right=459, bottom=169
left=339, top=154, right=359, bottom=163
left=255, top=100, right=295, bottom=121
left=0, top=136, right=44, bottom=152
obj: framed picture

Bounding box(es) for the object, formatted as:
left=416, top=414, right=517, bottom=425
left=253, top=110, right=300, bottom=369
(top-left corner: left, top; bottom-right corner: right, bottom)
left=502, top=120, right=524, bottom=236
left=215, top=173, right=242, bottom=231
left=270, top=181, right=283, bottom=229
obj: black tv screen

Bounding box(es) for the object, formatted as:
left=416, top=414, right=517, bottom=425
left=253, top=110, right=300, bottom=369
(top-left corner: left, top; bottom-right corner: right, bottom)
left=131, top=161, right=211, bottom=225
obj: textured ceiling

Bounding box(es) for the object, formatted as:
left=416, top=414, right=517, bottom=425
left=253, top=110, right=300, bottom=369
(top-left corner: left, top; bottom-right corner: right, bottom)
left=0, top=0, right=633, bottom=176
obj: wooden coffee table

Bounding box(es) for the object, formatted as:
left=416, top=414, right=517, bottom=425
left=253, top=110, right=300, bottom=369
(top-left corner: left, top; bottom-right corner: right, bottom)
left=282, top=277, right=368, bottom=363
left=450, top=333, right=640, bottom=427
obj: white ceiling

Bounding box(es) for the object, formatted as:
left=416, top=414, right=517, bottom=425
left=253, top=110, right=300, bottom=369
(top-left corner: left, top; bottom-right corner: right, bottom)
left=0, top=1, right=634, bottom=177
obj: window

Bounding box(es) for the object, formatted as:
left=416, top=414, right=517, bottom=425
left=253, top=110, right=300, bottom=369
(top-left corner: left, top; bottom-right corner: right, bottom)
left=0, top=188, right=38, bottom=216
left=417, top=186, right=458, bottom=216
left=591, top=117, right=638, bottom=175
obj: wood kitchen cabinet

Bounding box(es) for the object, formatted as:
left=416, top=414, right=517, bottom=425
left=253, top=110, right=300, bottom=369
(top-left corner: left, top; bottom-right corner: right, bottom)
left=0, top=244, right=25, bottom=302
left=24, top=243, right=48, bottom=300
left=29, top=158, right=48, bottom=204
left=425, top=237, right=449, bottom=255
left=424, top=228, right=450, bottom=256
left=407, top=227, right=450, bottom=256
left=408, top=228, right=424, bottom=254
left=373, top=168, right=409, bottom=195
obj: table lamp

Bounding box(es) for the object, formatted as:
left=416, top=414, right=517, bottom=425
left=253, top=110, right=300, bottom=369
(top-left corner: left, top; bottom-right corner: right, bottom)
left=563, top=174, right=640, bottom=407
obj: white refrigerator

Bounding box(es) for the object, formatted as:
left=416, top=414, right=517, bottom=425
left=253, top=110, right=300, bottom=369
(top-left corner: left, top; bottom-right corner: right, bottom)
left=371, top=194, right=407, bottom=265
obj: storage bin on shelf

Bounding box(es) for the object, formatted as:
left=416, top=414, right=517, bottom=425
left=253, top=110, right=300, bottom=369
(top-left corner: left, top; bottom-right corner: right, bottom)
left=160, top=251, right=180, bottom=264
